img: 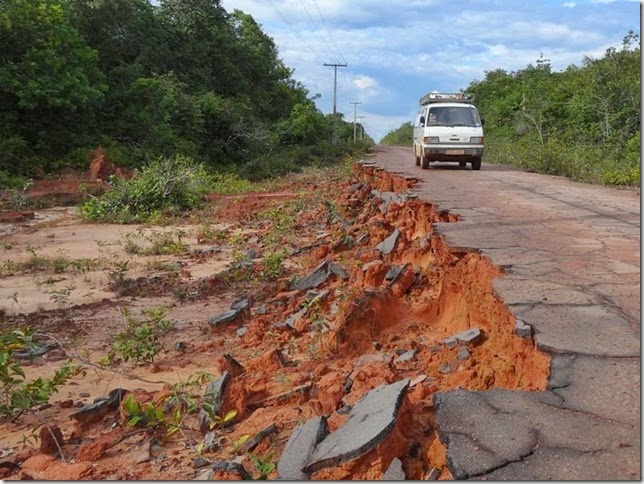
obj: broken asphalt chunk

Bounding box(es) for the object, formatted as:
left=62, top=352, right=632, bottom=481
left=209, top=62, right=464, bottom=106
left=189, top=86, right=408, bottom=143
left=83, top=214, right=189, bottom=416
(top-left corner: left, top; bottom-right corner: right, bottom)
left=385, top=265, right=403, bottom=282
left=394, top=349, right=417, bottom=364
left=195, top=461, right=251, bottom=481
left=302, top=379, right=410, bottom=473
left=442, top=328, right=482, bottom=348
left=231, top=298, right=250, bottom=312
left=68, top=400, right=109, bottom=423
left=293, top=260, right=350, bottom=292
left=348, top=182, right=364, bottom=194
left=327, top=261, right=349, bottom=280
left=69, top=388, right=126, bottom=423
left=293, top=261, right=330, bottom=292
left=277, top=416, right=328, bottom=480
left=209, top=309, right=241, bottom=329
left=198, top=372, right=231, bottom=431
left=202, top=432, right=220, bottom=453
left=382, top=457, right=406, bottom=480
left=457, top=346, right=471, bottom=360
left=376, top=229, right=400, bottom=255
left=514, top=318, right=533, bottom=339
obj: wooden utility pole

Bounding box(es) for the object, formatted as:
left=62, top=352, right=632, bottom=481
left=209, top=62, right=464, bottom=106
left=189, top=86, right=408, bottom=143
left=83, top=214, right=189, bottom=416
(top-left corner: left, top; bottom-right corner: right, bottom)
left=357, top=116, right=365, bottom=140
left=323, top=63, right=347, bottom=145
left=350, top=101, right=361, bottom=142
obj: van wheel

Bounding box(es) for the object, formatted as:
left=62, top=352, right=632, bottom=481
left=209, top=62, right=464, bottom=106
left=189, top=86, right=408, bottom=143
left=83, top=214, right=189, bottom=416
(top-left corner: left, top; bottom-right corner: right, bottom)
left=421, top=156, right=430, bottom=169
left=459, top=161, right=467, bottom=168
left=471, top=158, right=482, bottom=170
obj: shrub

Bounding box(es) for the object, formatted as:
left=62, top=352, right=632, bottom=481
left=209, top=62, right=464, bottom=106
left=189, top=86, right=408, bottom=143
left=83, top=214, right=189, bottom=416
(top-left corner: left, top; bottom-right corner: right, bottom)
left=0, top=328, right=80, bottom=420
left=79, top=155, right=213, bottom=223
left=110, top=308, right=173, bottom=364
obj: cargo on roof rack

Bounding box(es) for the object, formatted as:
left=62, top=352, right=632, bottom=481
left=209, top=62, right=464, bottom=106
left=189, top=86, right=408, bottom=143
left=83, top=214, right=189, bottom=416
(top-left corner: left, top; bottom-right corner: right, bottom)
left=419, top=92, right=475, bottom=106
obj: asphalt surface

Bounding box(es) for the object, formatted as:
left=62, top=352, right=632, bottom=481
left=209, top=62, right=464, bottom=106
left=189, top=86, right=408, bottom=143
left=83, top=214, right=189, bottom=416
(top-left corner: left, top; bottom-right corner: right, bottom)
left=369, top=146, right=640, bottom=480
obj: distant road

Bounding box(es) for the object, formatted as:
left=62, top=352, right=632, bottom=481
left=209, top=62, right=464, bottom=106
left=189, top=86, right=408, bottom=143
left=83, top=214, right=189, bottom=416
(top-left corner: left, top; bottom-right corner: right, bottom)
left=370, top=144, right=640, bottom=480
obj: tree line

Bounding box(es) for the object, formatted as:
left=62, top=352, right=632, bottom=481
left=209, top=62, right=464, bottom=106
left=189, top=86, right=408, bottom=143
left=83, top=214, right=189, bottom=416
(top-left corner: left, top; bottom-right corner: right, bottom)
left=381, top=33, right=640, bottom=185
left=0, top=0, right=371, bottom=184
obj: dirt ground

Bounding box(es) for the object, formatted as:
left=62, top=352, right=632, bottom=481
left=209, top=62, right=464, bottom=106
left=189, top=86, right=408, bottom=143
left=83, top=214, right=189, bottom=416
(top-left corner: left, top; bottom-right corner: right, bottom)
left=0, top=163, right=549, bottom=480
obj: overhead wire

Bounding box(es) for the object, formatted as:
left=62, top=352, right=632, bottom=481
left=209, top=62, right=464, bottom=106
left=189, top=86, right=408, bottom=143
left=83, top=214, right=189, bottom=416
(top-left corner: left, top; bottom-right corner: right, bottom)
left=298, top=0, right=338, bottom=61
left=310, top=0, right=361, bottom=105
left=267, top=0, right=362, bottom=117
left=267, top=0, right=325, bottom=65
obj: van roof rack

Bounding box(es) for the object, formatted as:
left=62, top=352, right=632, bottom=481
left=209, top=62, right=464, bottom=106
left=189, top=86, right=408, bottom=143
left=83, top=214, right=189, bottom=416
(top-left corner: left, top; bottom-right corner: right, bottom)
left=419, top=92, right=475, bottom=105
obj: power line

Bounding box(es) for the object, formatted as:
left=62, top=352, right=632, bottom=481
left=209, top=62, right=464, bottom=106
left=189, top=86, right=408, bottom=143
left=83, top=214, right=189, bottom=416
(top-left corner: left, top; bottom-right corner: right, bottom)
left=312, top=0, right=348, bottom=65
left=298, top=0, right=338, bottom=61
left=267, top=0, right=325, bottom=64
left=308, top=0, right=359, bottom=102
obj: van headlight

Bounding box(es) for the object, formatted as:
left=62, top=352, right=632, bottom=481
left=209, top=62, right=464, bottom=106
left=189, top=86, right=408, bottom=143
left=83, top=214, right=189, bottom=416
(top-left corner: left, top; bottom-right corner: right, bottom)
left=470, top=136, right=483, bottom=144
left=423, top=136, right=439, bottom=144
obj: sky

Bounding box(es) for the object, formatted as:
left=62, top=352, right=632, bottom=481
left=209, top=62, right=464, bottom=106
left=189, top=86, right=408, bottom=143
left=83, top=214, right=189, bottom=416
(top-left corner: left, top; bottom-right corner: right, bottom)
left=220, top=0, right=640, bottom=142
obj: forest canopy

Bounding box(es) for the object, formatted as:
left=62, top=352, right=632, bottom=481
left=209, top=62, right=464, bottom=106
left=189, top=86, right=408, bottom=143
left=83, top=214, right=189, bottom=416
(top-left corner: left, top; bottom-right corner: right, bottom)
left=0, top=0, right=371, bottom=181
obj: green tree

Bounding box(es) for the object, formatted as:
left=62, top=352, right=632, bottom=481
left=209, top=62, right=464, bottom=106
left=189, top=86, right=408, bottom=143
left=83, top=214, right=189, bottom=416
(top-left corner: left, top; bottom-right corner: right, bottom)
left=381, top=122, right=413, bottom=146
left=0, top=0, right=105, bottom=173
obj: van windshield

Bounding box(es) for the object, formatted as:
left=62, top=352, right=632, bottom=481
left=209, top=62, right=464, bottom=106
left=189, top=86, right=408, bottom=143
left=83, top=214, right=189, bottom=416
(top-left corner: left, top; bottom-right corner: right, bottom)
left=427, top=106, right=481, bottom=127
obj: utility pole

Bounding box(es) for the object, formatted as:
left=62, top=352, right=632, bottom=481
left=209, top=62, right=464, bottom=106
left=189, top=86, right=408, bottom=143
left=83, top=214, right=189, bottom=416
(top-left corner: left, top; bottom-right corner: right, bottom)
left=350, top=101, right=361, bottom=142
left=357, top=116, right=365, bottom=140
left=323, top=63, right=347, bottom=145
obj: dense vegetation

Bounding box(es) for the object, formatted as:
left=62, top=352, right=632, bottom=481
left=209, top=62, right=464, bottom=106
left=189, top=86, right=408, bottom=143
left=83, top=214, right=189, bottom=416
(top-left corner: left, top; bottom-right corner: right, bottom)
left=0, top=0, right=371, bottom=183
left=382, top=33, right=640, bottom=185
left=380, top=122, right=413, bottom=146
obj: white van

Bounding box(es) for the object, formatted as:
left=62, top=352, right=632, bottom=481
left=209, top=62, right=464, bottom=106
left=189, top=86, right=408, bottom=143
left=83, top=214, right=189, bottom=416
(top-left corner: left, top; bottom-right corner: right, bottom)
left=412, top=92, right=484, bottom=170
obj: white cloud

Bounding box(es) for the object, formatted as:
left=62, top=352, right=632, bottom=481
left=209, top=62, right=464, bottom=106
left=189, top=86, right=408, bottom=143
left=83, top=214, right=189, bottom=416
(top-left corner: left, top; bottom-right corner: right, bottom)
left=563, top=2, right=576, bottom=7
left=353, top=75, right=377, bottom=90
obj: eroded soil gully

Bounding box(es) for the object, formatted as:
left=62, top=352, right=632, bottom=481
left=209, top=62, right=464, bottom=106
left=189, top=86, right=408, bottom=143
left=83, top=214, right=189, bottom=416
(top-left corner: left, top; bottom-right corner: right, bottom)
left=0, top=164, right=549, bottom=480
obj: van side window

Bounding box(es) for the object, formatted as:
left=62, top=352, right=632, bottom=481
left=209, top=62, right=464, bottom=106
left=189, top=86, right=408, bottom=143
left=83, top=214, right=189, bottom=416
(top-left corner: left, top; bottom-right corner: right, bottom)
left=417, top=110, right=425, bottom=127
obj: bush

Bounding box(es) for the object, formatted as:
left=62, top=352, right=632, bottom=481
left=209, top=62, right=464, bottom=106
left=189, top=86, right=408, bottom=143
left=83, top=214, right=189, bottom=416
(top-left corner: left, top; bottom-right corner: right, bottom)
left=0, top=170, right=29, bottom=189
left=110, top=307, right=173, bottom=364
left=79, top=154, right=213, bottom=223
left=0, top=328, right=80, bottom=420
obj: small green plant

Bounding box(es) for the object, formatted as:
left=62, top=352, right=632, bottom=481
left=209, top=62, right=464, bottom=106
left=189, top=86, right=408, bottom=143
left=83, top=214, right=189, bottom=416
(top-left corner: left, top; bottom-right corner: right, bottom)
left=258, top=207, right=296, bottom=246
left=261, top=250, right=286, bottom=280
left=107, top=260, right=129, bottom=290
left=0, top=186, right=33, bottom=211
left=110, top=308, right=173, bottom=364
left=248, top=453, right=276, bottom=480
left=0, top=328, right=81, bottom=420
left=122, top=230, right=188, bottom=256
left=46, top=284, right=75, bottom=309
left=201, top=406, right=237, bottom=432
left=0, top=241, right=14, bottom=251
left=230, top=434, right=251, bottom=453
left=123, top=372, right=217, bottom=438
left=122, top=394, right=166, bottom=429
left=0, top=260, right=18, bottom=278
left=195, top=224, right=228, bottom=244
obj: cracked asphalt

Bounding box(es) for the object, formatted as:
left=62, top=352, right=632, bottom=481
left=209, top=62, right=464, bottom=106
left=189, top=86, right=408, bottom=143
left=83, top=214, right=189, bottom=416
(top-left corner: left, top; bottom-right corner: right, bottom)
left=370, top=146, right=640, bottom=480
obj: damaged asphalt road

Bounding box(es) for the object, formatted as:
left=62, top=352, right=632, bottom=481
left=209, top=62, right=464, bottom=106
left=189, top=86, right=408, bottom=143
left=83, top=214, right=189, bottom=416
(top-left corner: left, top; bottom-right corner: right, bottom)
left=369, top=146, right=640, bottom=480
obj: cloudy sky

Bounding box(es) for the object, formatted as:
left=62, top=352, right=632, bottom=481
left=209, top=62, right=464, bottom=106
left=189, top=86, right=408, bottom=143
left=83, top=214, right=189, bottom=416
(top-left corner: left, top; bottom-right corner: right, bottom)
left=221, top=0, right=640, bottom=141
